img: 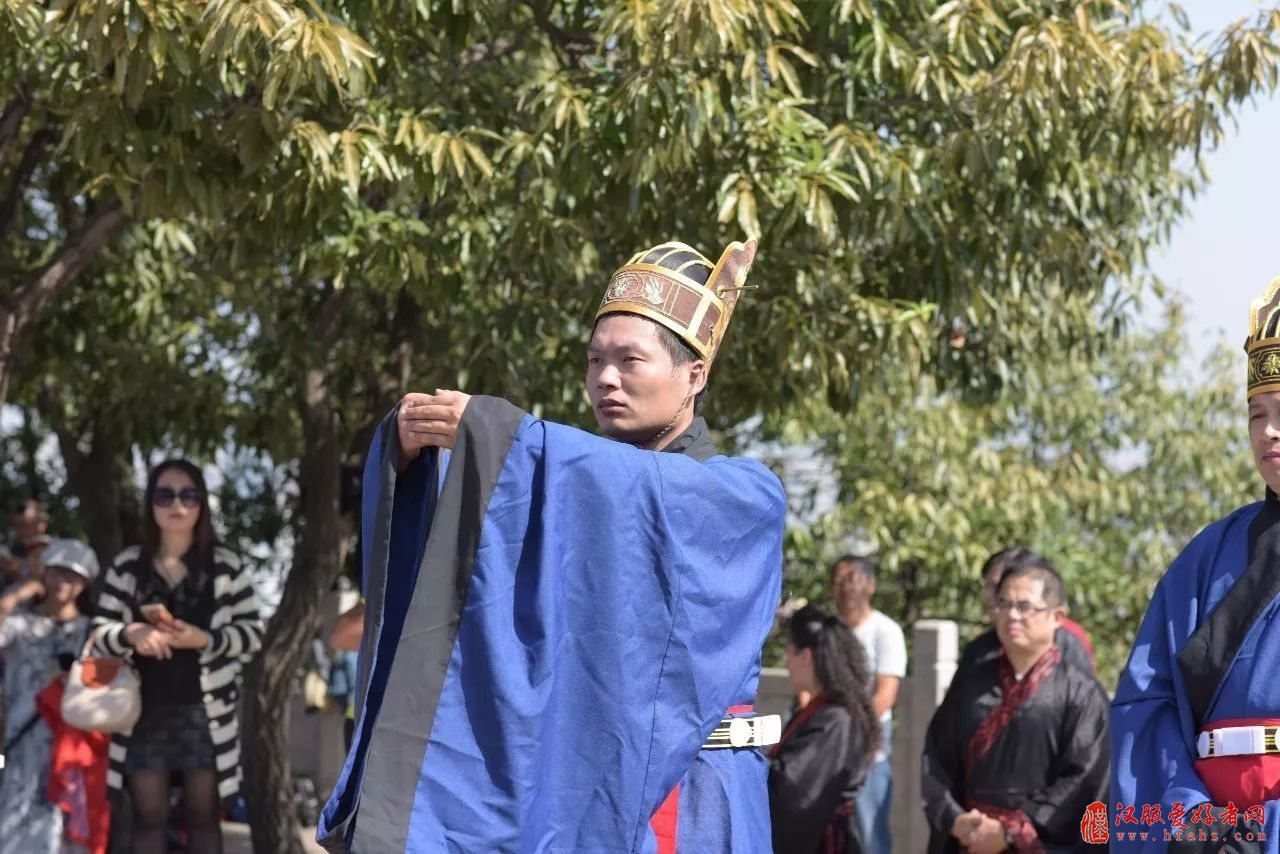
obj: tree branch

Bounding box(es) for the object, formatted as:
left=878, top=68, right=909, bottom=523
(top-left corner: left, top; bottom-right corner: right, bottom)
left=0, top=125, right=55, bottom=240
left=523, top=0, right=593, bottom=66
left=0, top=198, right=131, bottom=408
left=0, top=85, right=31, bottom=166
left=11, top=198, right=129, bottom=322
left=458, top=36, right=518, bottom=66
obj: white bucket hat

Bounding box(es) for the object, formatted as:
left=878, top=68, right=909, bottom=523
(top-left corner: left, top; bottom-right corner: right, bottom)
left=42, top=538, right=100, bottom=582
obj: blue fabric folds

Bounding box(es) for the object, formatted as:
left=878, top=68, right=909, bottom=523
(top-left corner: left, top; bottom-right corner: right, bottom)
left=319, top=397, right=784, bottom=853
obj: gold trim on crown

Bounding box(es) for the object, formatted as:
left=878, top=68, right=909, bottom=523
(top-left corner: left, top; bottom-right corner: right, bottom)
left=595, top=239, right=758, bottom=368
left=1247, top=277, right=1280, bottom=400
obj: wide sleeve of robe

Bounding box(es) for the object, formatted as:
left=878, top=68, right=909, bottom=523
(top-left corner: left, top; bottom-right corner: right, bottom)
left=1022, top=667, right=1111, bottom=847
left=318, top=395, right=786, bottom=853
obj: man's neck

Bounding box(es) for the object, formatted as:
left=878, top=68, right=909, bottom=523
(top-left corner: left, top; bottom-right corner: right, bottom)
left=1006, top=643, right=1053, bottom=677
left=840, top=602, right=873, bottom=628
left=644, top=410, right=696, bottom=452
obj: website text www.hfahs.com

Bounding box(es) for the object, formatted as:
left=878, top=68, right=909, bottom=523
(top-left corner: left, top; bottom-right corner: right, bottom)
left=1080, top=801, right=1269, bottom=845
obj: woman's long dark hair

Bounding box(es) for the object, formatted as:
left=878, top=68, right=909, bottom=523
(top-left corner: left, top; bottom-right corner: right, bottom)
left=140, top=458, right=217, bottom=587
left=788, top=604, right=881, bottom=757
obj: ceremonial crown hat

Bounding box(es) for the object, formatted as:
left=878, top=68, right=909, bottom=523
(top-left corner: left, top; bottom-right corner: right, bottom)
left=1247, top=277, right=1280, bottom=399
left=595, top=239, right=758, bottom=369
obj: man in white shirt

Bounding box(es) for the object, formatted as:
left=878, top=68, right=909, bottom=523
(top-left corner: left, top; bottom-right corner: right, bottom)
left=830, top=554, right=907, bottom=853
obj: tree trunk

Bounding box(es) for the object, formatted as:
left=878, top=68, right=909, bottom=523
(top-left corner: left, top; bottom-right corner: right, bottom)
left=17, top=407, right=41, bottom=497
left=242, top=288, right=350, bottom=854
left=0, top=200, right=129, bottom=409
left=0, top=87, right=31, bottom=166
left=55, top=420, right=130, bottom=564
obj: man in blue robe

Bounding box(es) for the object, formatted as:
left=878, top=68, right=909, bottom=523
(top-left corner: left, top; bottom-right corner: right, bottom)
left=1112, top=277, right=1280, bottom=852
left=318, top=240, right=785, bottom=853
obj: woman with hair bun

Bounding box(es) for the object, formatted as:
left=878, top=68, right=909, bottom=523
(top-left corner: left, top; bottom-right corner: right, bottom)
left=769, top=604, right=880, bottom=854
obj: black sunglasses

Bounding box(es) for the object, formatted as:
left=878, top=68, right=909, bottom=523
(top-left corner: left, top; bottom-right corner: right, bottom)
left=153, top=487, right=203, bottom=509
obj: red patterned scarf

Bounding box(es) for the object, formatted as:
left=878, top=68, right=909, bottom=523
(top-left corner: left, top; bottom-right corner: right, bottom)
left=965, top=646, right=1061, bottom=774
left=963, top=645, right=1061, bottom=854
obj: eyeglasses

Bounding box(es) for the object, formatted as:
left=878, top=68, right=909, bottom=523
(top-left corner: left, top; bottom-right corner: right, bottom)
left=153, top=487, right=202, bottom=509
left=992, top=598, right=1052, bottom=618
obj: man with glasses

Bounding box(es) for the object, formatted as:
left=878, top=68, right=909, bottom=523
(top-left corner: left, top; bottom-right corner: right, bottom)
left=921, top=550, right=1109, bottom=853
left=955, top=546, right=1096, bottom=675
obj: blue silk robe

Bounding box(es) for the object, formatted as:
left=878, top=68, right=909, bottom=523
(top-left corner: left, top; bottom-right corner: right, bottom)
left=1113, top=498, right=1280, bottom=851
left=317, top=396, right=785, bottom=852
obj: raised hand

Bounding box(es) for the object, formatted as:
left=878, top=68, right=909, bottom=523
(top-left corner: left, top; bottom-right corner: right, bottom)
left=397, top=389, right=473, bottom=465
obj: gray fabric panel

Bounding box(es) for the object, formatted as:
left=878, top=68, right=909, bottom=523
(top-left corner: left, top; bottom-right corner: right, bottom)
left=352, top=395, right=526, bottom=853
left=317, top=406, right=403, bottom=853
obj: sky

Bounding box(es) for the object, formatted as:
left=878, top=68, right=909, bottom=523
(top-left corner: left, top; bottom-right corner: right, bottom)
left=1147, top=0, right=1280, bottom=367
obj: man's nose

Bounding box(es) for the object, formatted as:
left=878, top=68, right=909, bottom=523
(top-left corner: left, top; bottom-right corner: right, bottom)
left=596, top=364, right=620, bottom=388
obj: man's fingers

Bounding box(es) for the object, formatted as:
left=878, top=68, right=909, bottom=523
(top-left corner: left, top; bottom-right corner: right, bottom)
left=404, top=412, right=460, bottom=427
left=401, top=392, right=435, bottom=408
left=402, top=426, right=455, bottom=442
left=402, top=403, right=459, bottom=421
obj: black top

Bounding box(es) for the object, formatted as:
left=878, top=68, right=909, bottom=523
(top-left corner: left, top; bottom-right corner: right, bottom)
left=922, top=653, right=1109, bottom=853
left=769, top=701, right=868, bottom=854
left=133, top=552, right=217, bottom=709
left=660, top=416, right=717, bottom=461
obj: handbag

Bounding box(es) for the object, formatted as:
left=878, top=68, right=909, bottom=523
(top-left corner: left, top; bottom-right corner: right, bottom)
left=61, top=635, right=141, bottom=734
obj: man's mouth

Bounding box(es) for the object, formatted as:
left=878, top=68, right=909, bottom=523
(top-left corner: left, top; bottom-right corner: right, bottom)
left=597, top=399, right=626, bottom=414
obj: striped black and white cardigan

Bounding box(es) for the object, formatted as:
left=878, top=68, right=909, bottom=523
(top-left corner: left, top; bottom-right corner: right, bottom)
left=91, top=544, right=265, bottom=802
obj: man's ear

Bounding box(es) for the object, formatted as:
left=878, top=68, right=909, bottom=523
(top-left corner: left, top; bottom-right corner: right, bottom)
left=689, top=359, right=708, bottom=395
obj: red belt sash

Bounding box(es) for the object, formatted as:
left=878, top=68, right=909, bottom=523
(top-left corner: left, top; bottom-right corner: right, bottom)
left=650, top=704, right=754, bottom=854
left=1196, top=717, right=1280, bottom=806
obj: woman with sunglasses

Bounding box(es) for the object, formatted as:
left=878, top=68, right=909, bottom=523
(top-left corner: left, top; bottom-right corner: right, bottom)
left=92, top=459, right=264, bottom=854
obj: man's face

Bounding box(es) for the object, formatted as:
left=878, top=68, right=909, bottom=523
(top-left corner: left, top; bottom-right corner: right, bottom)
left=1250, top=392, right=1280, bottom=494
left=981, top=567, right=1001, bottom=614
left=993, top=574, right=1062, bottom=657
left=586, top=314, right=705, bottom=443
left=12, top=502, right=47, bottom=549
left=830, top=561, right=874, bottom=611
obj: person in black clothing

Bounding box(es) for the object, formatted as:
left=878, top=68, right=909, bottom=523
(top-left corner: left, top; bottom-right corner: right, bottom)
left=769, top=604, right=880, bottom=854
left=956, top=545, right=1096, bottom=675
left=921, top=551, right=1109, bottom=853
left=93, top=459, right=264, bottom=854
